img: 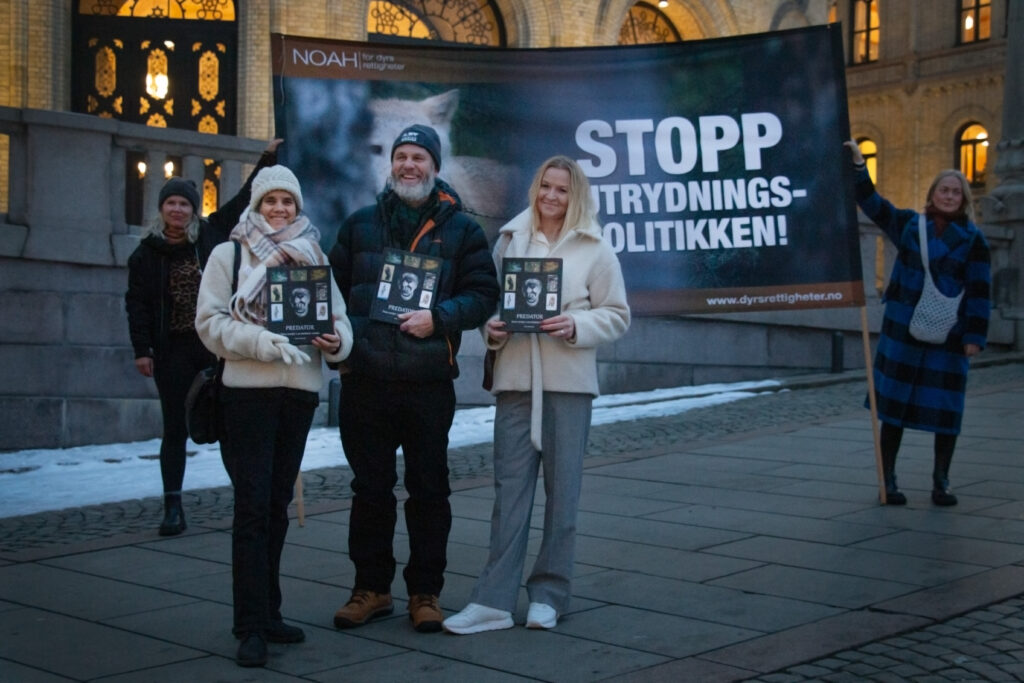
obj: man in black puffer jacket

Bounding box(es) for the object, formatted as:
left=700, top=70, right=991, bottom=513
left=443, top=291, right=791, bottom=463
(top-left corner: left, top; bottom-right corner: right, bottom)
left=328, top=125, right=499, bottom=634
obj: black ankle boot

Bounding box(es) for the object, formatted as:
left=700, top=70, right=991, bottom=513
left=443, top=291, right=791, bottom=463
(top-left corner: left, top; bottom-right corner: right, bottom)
left=883, top=472, right=907, bottom=505
left=931, top=475, right=958, bottom=506
left=236, top=632, right=267, bottom=667
left=881, top=442, right=906, bottom=505
left=159, top=493, right=186, bottom=536
left=932, top=442, right=958, bottom=506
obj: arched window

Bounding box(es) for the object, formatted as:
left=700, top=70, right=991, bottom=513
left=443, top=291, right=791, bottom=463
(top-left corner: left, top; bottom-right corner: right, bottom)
left=619, top=2, right=682, bottom=45
left=958, top=0, right=991, bottom=44
left=957, top=123, right=989, bottom=187
left=72, top=1, right=238, bottom=219
left=99, top=1, right=235, bottom=19
left=366, top=0, right=506, bottom=46
left=850, top=0, right=880, bottom=64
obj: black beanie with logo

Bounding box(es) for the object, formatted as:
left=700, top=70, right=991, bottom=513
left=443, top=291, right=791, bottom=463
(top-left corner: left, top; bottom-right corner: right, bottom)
left=391, top=124, right=442, bottom=170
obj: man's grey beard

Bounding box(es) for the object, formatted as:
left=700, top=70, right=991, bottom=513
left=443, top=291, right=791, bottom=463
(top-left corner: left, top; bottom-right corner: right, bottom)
left=390, top=171, right=436, bottom=206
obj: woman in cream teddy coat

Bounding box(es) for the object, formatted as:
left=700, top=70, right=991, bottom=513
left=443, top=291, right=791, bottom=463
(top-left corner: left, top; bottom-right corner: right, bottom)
left=444, top=156, right=630, bottom=635
left=196, top=165, right=353, bottom=666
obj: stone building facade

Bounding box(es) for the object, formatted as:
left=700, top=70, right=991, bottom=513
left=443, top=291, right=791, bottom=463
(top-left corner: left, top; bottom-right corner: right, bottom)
left=0, top=2, right=1009, bottom=206
left=0, top=0, right=1019, bottom=450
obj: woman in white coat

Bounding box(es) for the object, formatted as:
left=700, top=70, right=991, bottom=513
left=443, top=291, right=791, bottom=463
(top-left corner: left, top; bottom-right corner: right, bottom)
left=444, top=156, right=630, bottom=634
left=196, top=165, right=353, bottom=666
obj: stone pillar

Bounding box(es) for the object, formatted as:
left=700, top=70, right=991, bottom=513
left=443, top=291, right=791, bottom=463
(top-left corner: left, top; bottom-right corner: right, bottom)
left=991, top=2, right=1024, bottom=202
left=980, top=0, right=1024, bottom=348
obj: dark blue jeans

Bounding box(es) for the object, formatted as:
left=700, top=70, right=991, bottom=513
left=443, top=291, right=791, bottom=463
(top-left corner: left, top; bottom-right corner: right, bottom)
left=339, top=376, right=455, bottom=597
left=220, top=386, right=317, bottom=636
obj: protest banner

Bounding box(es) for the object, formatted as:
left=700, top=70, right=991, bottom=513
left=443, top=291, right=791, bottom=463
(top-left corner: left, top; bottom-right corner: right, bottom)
left=270, top=25, right=862, bottom=315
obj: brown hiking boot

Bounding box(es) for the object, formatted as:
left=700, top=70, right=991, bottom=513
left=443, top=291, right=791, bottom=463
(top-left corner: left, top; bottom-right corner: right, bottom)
left=333, top=589, right=393, bottom=628
left=408, top=594, right=443, bottom=633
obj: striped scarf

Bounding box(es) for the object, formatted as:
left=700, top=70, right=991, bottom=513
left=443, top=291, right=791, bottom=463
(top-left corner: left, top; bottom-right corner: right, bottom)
left=228, top=211, right=326, bottom=327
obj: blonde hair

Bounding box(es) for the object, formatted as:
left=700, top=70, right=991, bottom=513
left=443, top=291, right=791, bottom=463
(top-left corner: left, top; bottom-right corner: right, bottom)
left=528, top=155, right=594, bottom=238
left=144, top=213, right=200, bottom=243
left=924, top=169, right=975, bottom=222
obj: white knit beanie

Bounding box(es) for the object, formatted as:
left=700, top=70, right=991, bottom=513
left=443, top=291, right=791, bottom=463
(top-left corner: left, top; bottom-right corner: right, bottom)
left=249, top=165, right=303, bottom=214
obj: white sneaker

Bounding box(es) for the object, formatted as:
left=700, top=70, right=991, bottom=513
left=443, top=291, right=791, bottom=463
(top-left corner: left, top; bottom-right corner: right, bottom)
left=526, top=602, right=557, bottom=629
left=442, top=603, right=514, bottom=635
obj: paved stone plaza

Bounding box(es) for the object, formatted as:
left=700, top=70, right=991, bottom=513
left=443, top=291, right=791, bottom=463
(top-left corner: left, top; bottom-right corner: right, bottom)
left=1, top=356, right=1023, bottom=681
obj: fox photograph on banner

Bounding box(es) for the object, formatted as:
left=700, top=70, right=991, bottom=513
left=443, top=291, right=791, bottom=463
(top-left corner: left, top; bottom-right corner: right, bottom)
left=270, top=25, right=863, bottom=316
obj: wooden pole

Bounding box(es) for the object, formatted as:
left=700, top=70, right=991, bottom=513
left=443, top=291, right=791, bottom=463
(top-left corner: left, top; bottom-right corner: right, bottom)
left=861, top=306, right=887, bottom=504
left=295, top=472, right=305, bottom=527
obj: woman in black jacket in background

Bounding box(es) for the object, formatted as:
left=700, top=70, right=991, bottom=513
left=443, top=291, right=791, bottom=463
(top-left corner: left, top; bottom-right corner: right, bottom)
left=125, top=139, right=280, bottom=535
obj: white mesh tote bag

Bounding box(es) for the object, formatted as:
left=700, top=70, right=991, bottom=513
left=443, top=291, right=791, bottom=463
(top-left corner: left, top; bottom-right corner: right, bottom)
left=908, top=213, right=963, bottom=344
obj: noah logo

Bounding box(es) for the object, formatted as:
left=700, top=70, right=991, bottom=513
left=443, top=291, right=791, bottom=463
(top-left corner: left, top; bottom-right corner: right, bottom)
left=291, top=49, right=359, bottom=69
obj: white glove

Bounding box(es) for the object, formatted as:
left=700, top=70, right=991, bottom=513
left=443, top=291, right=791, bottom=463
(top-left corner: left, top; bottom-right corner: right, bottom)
left=275, top=339, right=310, bottom=365
left=255, top=332, right=290, bottom=362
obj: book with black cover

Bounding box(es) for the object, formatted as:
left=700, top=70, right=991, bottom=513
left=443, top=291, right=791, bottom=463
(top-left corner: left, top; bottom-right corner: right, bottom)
left=265, top=265, right=334, bottom=344
left=369, top=248, right=444, bottom=324
left=500, top=257, right=563, bottom=332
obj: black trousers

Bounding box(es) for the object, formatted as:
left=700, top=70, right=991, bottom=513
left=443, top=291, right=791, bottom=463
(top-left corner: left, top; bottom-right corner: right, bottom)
left=152, top=332, right=215, bottom=492
left=339, top=375, right=456, bottom=597
left=220, top=386, right=317, bottom=636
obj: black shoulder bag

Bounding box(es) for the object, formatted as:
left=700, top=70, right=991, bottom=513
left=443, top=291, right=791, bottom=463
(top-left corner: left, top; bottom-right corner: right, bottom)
left=185, top=242, right=240, bottom=444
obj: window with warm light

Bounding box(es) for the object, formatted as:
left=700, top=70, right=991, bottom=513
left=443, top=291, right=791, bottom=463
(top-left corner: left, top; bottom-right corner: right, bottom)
left=73, top=1, right=236, bottom=131
left=106, top=0, right=234, bottom=20
left=619, top=1, right=682, bottom=44
left=73, top=0, right=237, bottom=222
left=957, top=123, right=989, bottom=187
left=367, top=0, right=505, bottom=45
left=850, top=0, right=880, bottom=64
left=828, top=1, right=838, bottom=23
left=958, top=0, right=990, bottom=44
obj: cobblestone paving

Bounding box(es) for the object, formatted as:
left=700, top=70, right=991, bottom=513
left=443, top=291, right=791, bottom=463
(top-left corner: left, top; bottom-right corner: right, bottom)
left=746, top=598, right=1024, bottom=682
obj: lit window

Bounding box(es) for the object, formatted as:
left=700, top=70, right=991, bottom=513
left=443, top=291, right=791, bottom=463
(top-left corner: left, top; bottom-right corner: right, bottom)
left=958, top=0, right=991, bottom=43
left=102, top=0, right=235, bottom=20
left=619, top=2, right=683, bottom=44
left=367, top=0, right=505, bottom=46
left=851, top=0, right=880, bottom=65
left=957, top=123, right=989, bottom=187
left=145, top=48, right=170, bottom=99
left=828, top=1, right=838, bottom=23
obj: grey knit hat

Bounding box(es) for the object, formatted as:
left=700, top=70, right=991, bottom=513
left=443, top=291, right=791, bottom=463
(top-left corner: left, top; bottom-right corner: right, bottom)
left=158, top=177, right=200, bottom=212
left=391, top=124, right=442, bottom=170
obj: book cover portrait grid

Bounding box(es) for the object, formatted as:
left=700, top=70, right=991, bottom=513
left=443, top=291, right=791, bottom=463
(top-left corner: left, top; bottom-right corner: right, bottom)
left=501, top=258, right=563, bottom=332
left=370, top=248, right=444, bottom=324
left=266, top=265, right=334, bottom=344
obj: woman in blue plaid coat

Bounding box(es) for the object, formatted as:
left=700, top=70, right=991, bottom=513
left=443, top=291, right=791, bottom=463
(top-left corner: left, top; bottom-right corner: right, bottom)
left=845, top=141, right=991, bottom=507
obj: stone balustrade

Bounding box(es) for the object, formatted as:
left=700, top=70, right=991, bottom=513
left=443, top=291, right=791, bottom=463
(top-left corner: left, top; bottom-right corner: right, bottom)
left=0, top=106, right=266, bottom=266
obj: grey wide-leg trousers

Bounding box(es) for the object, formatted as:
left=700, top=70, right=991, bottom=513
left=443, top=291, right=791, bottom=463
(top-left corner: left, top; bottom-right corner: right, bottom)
left=471, top=390, right=592, bottom=615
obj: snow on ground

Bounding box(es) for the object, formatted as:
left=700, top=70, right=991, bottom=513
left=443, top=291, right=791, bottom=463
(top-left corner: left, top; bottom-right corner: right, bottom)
left=0, top=379, right=779, bottom=518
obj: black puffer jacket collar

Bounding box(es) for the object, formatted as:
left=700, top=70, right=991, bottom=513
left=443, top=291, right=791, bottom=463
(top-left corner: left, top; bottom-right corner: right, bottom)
left=375, top=179, right=464, bottom=250
left=328, top=179, right=499, bottom=383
